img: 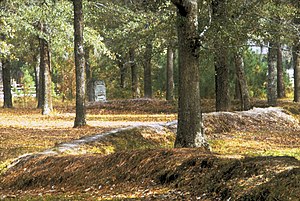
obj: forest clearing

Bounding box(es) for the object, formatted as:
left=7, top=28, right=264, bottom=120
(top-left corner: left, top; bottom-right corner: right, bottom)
left=1, top=99, right=300, bottom=200
left=1, top=0, right=300, bottom=200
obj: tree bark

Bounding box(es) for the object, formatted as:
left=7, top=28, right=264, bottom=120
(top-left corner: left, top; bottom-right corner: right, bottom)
left=143, top=41, right=153, bottom=98
left=293, top=2, right=300, bottom=102
left=172, top=0, right=209, bottom=149
left=294, top=44, right=300, bottom=102
left=267, top=43, right=277, bottom=106
left=129, top=48, right=140, bottom=98
left=117, top=55, right=127, bottom=89
left=212, top=0, right=230, bottom=111
left=85, top=46, right=93, bottom=102
left=1, top=59, right=13, bottom=108
left=277, top=43, right=285, bottom=98
left=235, top=52, right=251, bottom=111
left=73, top=0, right=86, bottom=127
left=166, top=46, right=174, bottom=101
left=34, top=53, right=40, bottom=101
left=39, top=23, right=53, bottom=115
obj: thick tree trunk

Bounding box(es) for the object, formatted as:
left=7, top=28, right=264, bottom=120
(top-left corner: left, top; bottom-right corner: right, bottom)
left=235, top=52, right=250, bottom=111
left=212, top=0, right=230, bottom=111
left=39, top=24, right=53, bottom=115
left=73, top=0, right=86, bottom=127
left=267, top=43, right=277, bottom=106
left=129, top=48, right=140, bottom=98
left=166, top=47, right=174, bottom=101
left=172, top=0, right=209, bottom=149
left=277, top=43, right=285, bottom=98
left=2, top=60, right=13, bottom=108
left=294, top=44, right=300, bottom=102
left=143, top=41, right=153, bottom=98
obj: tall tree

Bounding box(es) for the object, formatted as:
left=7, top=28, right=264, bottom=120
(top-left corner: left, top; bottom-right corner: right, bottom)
left=212, top=0, right=230, bottom=111
left=143, top=41, right=153, bottom=98
left=267, top=43, right=277, bottom=106
left=235, top=51, right=250, bottom=111
left=1, top=59, right=12, bottom=108
left=129, top=48, right=140, bottom=98
left=166, top=46, right=174, bottom=101
left=293, top=1, right=300, bottom=102
left=39, top=23, right=53, bottom=115
left=73, top=0, right=86, bottom=127
left=294, top=45, right=300, bottom=102
left=85, top=45, right=94, bottom=102
left=277, top=43, right=285, bottom=98
left=171, top=0, right=209, bottom=149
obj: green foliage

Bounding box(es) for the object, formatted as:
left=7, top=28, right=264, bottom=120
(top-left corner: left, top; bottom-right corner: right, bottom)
left=1, top=0, right=299, bottom=101
left=244, top=49, right=268, bottom=98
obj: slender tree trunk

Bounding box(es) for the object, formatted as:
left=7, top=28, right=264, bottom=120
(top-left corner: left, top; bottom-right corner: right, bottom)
left=118, top=58, right=126, bottom=89
left=294, top=44, right=300, bottom=102
left=85, top=46, right=93, bottom=102
left=293, top=1, right=300, bottom=102
left=143, top=41, right=153, bottom=98
left=129, top=48, right=140, bottom=98
left=172, top=0, right=209, bottom=149
left=267, top=43, right=277, bottom=106
left=34, top=53, right=40, bottom=101
left=2, top=59, right=13, bottom=108
left=235, top=52, right=250, bottom=111
left=166, top=47, right=174, bottom=101
left=277, top=43, right=285, bottom=98
left=37, top=38, right=43, bottom=109
left=212, top=0, right=230, bottom=111
left=73, top=0, right=86, bottom=127
left=39, top=24, right=53, bottom=115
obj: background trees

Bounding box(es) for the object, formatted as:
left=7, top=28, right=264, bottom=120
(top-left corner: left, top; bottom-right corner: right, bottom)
left=0, top=0, right=299, bottom=147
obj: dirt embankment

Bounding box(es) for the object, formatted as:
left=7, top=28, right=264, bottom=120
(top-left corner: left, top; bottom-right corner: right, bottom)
left=1, top=149, right=300, bottom=200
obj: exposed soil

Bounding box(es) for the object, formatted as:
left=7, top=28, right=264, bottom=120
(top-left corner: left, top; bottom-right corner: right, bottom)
left=1, top=99, right=300, bottom=200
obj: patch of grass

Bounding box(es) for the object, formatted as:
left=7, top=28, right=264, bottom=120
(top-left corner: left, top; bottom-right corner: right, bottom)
left=0, top=159, right=13, bottom=175
left=79, top=127, right=175, bottom=155
left=210, top=138, right=300, bottom=160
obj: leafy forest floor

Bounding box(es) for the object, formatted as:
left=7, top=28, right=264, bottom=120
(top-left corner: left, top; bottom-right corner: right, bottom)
left=1, top=99, right=300, bottom=200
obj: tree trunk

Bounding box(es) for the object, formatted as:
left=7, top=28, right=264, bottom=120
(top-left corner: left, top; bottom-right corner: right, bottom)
left=73, top=0, right=86, bottom=127
left=277, top=43, right=285, bottom=98
left=294, top=44, right=300, bottom=102
left=172, top=0, right=209, bottom=149
left=143, top=41, right=153, bottom=98
left=267, top=43, right=277, bottom=106
left=34, top=53, right=40, bottom=101
left=212, top=0, right=230, bottom=111
left=39, top=24, right=53, bottom=115
left=166, top=47, right=174, bottom=101
left=2, top=59, right=13, bottom=108
left=129, top=48, right=140, bottom=98
left=85, top=46, right=93, bottom=102
left=118, top=57, right=126, bottom=89
left=293, top=1, right=300, bottom=102
left=235, top=52, right=251, bottom=111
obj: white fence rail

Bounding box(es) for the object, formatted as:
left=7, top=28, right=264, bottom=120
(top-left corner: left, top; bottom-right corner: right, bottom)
left=0, top=84, right=36, bottom=99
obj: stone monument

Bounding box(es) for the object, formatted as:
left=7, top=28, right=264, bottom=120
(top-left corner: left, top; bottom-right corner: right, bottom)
left=93, top=80, right=106, bottom=102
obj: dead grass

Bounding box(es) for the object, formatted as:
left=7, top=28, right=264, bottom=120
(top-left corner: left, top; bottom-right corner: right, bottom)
left=1, top=98, right=300, bottom=200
